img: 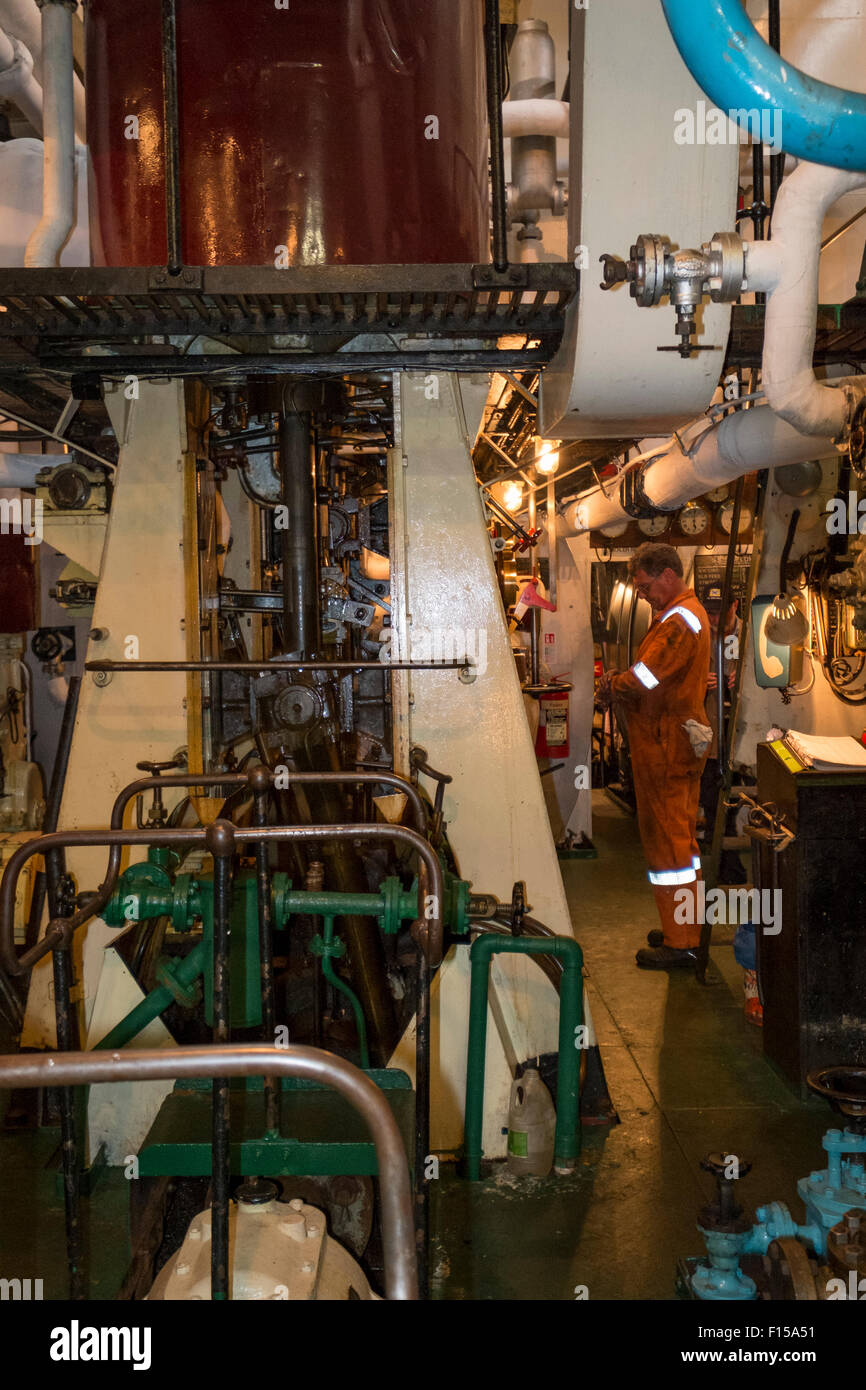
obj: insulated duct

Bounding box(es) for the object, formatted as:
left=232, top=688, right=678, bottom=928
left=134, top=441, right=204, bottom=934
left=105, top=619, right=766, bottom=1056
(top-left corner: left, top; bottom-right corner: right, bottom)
left=569, top=405, right=835, bottom=534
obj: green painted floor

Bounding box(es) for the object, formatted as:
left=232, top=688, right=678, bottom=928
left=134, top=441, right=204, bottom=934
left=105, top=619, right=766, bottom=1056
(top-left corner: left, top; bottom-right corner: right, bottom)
left=429, top=792, right=830, bottom=1301
left=0, top=1127, right=132, bottom=1299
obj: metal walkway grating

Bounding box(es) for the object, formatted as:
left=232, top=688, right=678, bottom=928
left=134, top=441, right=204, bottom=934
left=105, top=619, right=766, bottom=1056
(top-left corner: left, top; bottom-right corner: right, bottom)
left=0, top=264, right=577, bottom=342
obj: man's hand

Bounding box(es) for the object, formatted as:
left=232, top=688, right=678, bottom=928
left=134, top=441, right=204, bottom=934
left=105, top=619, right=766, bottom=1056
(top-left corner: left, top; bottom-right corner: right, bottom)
left=707, top=672, right=718, bottom=692
left=596, top=669, right=618, bottom=707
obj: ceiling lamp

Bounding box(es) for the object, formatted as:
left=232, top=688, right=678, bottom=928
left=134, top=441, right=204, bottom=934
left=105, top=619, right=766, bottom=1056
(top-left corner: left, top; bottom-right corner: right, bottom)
left=502, top=481, right=524, bottom=512
left=535, top=439, right=560, bottom=475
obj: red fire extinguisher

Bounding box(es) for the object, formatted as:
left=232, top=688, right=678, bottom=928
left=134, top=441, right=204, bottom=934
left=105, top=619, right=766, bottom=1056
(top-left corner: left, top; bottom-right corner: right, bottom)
left=535, top=688, right=570, bottom=758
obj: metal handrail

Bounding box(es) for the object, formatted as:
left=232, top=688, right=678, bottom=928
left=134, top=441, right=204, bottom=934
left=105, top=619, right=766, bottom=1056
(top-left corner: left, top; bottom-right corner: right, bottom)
left=0, top=817, right=444, bottom=976
left=12, top=765, right=429, bottom=985
left=0, top=1042, right=418, bottom=1300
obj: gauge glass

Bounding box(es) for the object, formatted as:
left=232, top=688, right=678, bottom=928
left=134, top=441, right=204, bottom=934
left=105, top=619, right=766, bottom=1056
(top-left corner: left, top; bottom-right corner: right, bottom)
left=678, top=503, right=710, bottom=536
left=719, top=500, right=753, bottom=535
left=598, top=519, right=628, bottom=539
left=638, top=514, right=669, bottom=537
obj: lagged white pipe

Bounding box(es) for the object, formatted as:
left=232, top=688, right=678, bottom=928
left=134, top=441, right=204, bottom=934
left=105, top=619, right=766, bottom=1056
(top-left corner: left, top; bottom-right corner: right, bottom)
left=0, top=27, right=42, bottom=131
left=0, top=452, right=49, bottom=486
left=743, top=161, right=866, bottom=438
left=570, top=404, right=835, bottom=534
left=24, top=0, right=74, bottom=267
left=0, top=0, right=84, bottom=139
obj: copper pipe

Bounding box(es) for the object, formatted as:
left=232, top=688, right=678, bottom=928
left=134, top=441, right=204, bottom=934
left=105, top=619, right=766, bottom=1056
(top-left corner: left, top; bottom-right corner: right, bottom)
left=0, top=1043, right=418, bottom=1301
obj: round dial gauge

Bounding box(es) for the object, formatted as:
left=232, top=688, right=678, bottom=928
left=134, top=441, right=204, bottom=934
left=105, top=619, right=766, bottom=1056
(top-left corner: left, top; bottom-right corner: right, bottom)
left=638, top=513, right=669, bottom=537
left=719, top=500, right=754, bottom=535
left=598, top=519, right=629, bottom=539
left=678, top=502, right=710, bottom=536
left=706, top=485, right=730, bottom=503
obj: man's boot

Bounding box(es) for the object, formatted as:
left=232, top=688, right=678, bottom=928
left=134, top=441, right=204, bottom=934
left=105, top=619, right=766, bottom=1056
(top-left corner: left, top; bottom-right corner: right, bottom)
left=635, top=943, right=697, bottom=969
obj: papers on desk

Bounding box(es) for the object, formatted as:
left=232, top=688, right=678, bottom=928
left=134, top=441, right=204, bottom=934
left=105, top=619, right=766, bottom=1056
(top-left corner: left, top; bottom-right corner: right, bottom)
left=784, top=730, right=866, bottom=772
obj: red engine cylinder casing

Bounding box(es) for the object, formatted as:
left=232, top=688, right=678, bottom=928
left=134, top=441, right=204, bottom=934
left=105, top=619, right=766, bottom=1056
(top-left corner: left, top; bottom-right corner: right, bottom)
left=85, top=0, right=490, bottom=267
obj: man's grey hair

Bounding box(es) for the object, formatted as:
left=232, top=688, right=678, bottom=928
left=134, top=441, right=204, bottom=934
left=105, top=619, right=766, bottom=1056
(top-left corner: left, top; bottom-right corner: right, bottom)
left=628, top=542, right=683, bottom=580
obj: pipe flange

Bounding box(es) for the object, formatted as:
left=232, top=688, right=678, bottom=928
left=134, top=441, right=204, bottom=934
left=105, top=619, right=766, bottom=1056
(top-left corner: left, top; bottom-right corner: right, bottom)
left=619, top=467, right=658, bottom=520
left=170, top=873, right=198, bottom=931
left=704, top=232, right=746, bottom=303
left=155, top=956, right=201, bottom=1009
left=377, top=875, right=404, bottom=935
left=629, top=234, right=671, bottom=307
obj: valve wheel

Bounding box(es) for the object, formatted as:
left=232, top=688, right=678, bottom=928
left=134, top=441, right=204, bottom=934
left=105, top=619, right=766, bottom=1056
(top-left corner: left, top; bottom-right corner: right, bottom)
left=807, top=1065, right=866, bottom=1121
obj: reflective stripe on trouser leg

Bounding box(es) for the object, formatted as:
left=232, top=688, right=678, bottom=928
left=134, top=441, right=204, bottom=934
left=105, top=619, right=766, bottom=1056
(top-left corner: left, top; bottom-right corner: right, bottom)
left=647, top=865, right=696, bottom=886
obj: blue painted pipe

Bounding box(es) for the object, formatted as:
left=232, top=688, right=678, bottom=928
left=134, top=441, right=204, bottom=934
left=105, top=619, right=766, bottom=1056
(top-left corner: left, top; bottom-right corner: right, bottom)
left=661, top=0, right=866, bottom=172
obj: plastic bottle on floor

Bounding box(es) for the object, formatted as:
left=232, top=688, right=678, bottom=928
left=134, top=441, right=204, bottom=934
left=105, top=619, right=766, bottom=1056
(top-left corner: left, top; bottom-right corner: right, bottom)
left=506, top=1064, right=555, bottom=1177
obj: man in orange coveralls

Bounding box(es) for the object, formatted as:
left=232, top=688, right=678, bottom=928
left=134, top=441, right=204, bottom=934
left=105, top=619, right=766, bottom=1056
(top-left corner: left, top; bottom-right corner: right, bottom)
left=598, top=544, right=711, bottom=969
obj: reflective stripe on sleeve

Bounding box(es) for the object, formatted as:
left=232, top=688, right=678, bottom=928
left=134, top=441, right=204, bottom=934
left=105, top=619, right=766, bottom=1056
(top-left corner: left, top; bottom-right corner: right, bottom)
left=692, top=855, right=701, bottom=871
left=648, top=866, right=697, bottom=886
left=632, top=661, right=659, bottom=690
left=661, top=604, right=702, bottom=635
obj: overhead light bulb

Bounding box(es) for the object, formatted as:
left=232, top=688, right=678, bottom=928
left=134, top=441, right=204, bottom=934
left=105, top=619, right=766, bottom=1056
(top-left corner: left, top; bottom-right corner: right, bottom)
left=765, top=593, right=809, bottom=646
left=535, top=439, right=560, bottom=475
left=502, top=482, right=524, bottom=512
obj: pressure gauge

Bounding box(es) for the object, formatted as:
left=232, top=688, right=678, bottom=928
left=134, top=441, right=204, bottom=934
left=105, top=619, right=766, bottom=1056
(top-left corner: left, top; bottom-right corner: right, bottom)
left=638, top=513, right=669, bottom=537
left=678, top=502, right=711, bottom=537
left=706, top=485, right=730, bottom=503
left=598, top=519, right=629, bottom=539
left=719, top=499, right=754, bottom=535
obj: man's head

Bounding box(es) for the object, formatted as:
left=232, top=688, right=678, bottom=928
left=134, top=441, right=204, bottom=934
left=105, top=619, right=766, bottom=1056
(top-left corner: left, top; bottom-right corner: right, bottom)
left=628, top=543, right=684, bottom=613
left=703, top=585, right=739, bottom=633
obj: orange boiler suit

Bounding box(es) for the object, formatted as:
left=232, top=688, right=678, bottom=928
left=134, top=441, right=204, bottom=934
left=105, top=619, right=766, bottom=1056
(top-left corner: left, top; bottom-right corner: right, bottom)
left=609, top=589, right=711, bottom=949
